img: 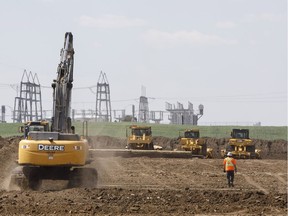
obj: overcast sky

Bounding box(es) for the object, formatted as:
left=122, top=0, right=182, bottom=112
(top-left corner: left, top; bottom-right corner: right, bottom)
left=0, top=0, right=287, bottom=126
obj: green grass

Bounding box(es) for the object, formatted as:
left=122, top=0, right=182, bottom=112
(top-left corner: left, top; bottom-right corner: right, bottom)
left=0, top=123, right=23, bottom=137
left=0, top=122, right=287, bottom=141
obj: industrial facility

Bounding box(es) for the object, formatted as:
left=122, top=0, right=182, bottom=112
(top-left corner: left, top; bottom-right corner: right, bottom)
left=1, top=70, right=205, bottom=125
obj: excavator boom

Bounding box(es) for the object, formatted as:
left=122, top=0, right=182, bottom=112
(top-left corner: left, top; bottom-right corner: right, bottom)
left=51, top=32, right=74, bottom=133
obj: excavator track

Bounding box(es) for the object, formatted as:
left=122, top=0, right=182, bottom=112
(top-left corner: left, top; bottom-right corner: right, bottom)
left=9, top=166, right=42, bottom=190
left=9, top=166, right=98, bottom=190
left=68, top=167, right=98, bottom=188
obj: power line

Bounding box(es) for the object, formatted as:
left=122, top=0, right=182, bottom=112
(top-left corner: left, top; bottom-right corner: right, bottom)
left=0, top=81, right=286, bottom=103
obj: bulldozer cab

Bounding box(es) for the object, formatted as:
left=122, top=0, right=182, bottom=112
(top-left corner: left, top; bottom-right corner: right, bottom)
left=131, top=127, right=151, bottom=136
left=127, top=125, right=152, bottom=137
left=126, top=125, right=154, bottom=150
left=183, top=129, right=199, bottom=139
left=231, top=129, right=249, bottom=139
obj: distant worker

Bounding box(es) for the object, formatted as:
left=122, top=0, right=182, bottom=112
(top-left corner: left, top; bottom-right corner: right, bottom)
left=223, top=152, right=237, bottom=187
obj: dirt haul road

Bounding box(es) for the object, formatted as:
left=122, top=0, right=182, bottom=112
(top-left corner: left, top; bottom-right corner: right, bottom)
left=0, top=136, right=287, bottom=215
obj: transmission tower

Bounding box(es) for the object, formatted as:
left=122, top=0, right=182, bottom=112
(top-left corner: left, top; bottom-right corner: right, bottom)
left=95, top=71, right=112, bottom=122
left=138, top=86, right=149, bottom=123
left=13, top=70, right=43, bottom=123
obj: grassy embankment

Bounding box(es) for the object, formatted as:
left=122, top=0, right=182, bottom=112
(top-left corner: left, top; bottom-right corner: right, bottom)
left=0, top=122, right=287, bottom=141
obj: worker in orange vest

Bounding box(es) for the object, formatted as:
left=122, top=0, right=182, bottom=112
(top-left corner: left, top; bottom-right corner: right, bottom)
left=223, top=152, right=237, bottom=187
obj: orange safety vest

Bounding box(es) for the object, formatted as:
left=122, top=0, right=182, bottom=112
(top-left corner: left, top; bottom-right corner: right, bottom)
left=223, top=157, right=236, bottom=171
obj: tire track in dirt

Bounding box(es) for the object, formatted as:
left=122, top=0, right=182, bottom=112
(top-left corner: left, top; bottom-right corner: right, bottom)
left=264, top=172, right=288, bottom=193
left=254, top=160, right=273, bottom=165
left=265, top=172, right=287, bottom=185
left=194, top=159, right=221, bottom=170
left=138, top=160, right=178, bottom=190
left=240, top=174, right=269, bottom=194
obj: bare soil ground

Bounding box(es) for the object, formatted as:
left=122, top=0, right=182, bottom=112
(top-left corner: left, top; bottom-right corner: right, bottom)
left=0, top=136, right=287, bottom=215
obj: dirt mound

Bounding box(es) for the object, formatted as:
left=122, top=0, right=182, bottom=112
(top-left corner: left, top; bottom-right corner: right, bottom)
left=0, top=136, right=12, bottom=149
left=0, top=136, right=21, bottom=190
left=253, top=139, right=287, bottom=159
left=89, top=135, right=126, bottom=149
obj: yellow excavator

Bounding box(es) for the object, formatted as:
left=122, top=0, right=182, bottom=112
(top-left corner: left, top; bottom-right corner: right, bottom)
left=178, top=129, right=213, bottom=158
left=221, top=129, right=261, bottom=159
left=10, top=32, right=97, bottom=190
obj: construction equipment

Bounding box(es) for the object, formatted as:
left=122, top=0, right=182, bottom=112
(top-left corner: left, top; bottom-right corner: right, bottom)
left=10, top=32, right=97, bottom=190
left=221, top=129, right=261, bottom=159
left=178, top=129, right=213, bottom=158
left=126, top=125, right=155, bottom=150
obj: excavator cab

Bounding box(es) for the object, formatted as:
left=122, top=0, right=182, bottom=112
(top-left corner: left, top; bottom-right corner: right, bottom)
left=19, top=121, right=50, bottom=138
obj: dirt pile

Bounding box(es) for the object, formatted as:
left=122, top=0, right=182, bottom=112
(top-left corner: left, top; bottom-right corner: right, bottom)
left=0, top=136, right=21, bottom=190
left=89, top=135, right=126, bottom=149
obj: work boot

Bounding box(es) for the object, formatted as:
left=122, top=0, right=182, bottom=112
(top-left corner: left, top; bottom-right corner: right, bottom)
left=228, top=181, right=231, bottom=187
left=231, top=182, right=234, bottom=187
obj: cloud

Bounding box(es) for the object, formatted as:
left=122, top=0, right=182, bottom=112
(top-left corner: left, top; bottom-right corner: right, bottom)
left=243, top=13, right=283, bottom=23
left=142, top=29, right=238, bottom=47
left=215, top=21, right=236, bottom=29
left=78, top=14, right=146, bottom=29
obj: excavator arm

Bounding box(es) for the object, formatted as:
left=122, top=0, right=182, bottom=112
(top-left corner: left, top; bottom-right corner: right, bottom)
left=51, top=32, right=74, bottom=133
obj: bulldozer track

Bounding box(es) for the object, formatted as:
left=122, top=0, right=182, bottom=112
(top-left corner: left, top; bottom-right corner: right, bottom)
left=265, top=172, right=287, bottom=185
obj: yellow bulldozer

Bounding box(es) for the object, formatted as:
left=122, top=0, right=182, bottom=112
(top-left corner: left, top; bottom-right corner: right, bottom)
left=126, top=125, right=156, bottom=150
left=221, top=129, right=261, bottom=159
left=178, top=129, right=213, bottom=158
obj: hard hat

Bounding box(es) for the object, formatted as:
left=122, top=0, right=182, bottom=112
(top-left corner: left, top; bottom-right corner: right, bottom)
left=227, top=152, right=233, bottom=157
